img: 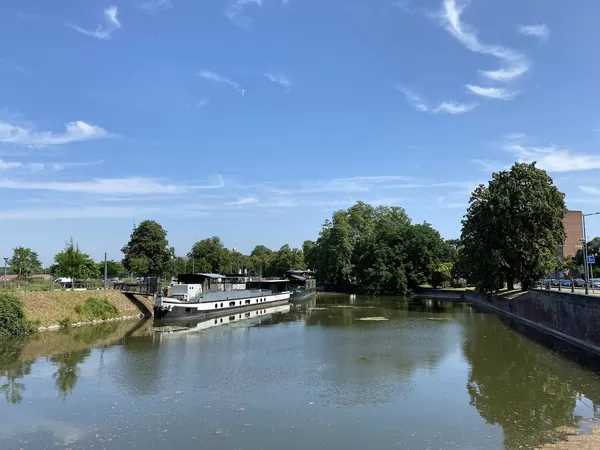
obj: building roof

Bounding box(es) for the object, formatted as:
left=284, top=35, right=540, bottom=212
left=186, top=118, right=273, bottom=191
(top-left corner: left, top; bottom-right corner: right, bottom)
left=195, top=273, right=227, bottom=279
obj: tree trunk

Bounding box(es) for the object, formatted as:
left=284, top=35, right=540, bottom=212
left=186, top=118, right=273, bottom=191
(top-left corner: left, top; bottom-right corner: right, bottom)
left=507, top=276, right=515, bottom=291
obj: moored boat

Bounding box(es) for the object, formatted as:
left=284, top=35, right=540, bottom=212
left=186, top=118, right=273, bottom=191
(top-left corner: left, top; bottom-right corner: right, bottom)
left=154, top=273, right=291, bottom=320
left=286, top=270, right=317, bottom=300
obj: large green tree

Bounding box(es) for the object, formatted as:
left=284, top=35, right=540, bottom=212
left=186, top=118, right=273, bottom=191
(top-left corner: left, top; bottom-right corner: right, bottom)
left=187, top=237, right=231, bottom=274
left=307, top=202, right=453, bottom=295
left=53, top=238, right=98, bottom=288
left=459, top=162, right=567, bottom=293
left=9, top=247, right=42, bottom=287
left=121, top=220, right=171, bottom=277
left=96, top=260, right=126, bottom=279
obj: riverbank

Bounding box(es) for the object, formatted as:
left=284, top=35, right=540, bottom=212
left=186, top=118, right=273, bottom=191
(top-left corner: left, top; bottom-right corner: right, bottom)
left=2, top=290, right=154, bottom=332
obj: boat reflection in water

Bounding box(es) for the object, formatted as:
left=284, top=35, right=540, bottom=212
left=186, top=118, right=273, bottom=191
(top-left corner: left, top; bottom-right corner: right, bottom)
left=153, top=303, right=292, bottom=341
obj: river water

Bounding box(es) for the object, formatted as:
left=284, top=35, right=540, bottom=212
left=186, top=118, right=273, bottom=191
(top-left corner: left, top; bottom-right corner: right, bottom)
left=1, top=295, right=600, bottom=449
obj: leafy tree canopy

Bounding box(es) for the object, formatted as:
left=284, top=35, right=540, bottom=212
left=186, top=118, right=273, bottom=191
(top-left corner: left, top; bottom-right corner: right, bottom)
left=9, top=247, right=42, bottom=286
left=53, top=238, right=98, bottom=286
left=121, top=220, right=171, bottom=276
left=459, top=162, right=567, bottom=293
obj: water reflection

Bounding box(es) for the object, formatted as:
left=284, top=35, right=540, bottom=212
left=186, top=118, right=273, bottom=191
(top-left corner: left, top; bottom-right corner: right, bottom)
left=1, top=296, right=600, bottom=450
left=462, top=311, right=600, bottom=449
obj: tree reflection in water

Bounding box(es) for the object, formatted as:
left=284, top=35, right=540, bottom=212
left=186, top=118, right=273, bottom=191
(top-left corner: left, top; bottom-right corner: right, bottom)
left=0, top=338, right=31, bottom=404
left=462, top=312, right=584, bottom=449
left=50, top=349, right=91, bottom=399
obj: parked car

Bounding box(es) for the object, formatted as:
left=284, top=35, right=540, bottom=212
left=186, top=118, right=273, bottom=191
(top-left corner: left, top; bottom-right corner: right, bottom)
left=550, top=279, right=561, bottom=286
left=593, top=280, right=600, bottom=289
left=561, top=280, right=572, bottom=287
left=574, top=278, right=585, bottom=287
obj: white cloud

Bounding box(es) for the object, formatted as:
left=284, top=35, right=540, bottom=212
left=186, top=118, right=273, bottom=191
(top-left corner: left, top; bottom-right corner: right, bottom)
left=67, top=6, right=121, bottom=40
left=580, top=186, right=600, bottom=196
left=0, top=206, right=160, bottom=221
left=504, top=137, right=600, bottom=172
left=478, top=63, right=530, bottom=82
left=226, top=0, right=262, bottom=26
left=0, top=58, right=31, bottom=78
left=395, top=85, right=429, bottom=112
left=270, top=175, right=412, bottom=195
left=198, top=71, right=245, bottom=96
left=264, top=72, right=291, bottom=89
left=517, top=24, right=550, bottom=42
left=396, top=86, right=475, bottom=114
left=140, top=0, right=173, bottom=14
left=26, top=160, right=104, bottom=173
left=466, top=84, right=517, bottom=100
left=433, top=101, right=477, bottom=114
left=439, top=0, right=529, bottom=83
left=0, top=120, right=110, bottom=147
left=229, top=196, right=259, bottom=205
left=0, top=175, right=224, bottom=195
left=0, top=160, right=22, bottom=170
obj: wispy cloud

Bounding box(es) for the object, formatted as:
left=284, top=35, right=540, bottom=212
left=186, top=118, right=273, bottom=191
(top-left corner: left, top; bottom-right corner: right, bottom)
left=396, top=86, right=475, bottom=114
left=0, top=175, right=224, bottom=195
left=439, top=0, right=529, bottom=83
left=264, top=72, right=291, bottom=90
left=0, top=120, right=111, bottom=148
left=198, top=71, right=245, bottom=96
left=517, top=24, right=550, bottom=42
left=140, top=0, right=173, bottom=14
left=580, top=186, right=600, bottom=196
left=433, top=101, right=477, bottom=114
left=0, top=205, right=162, bottom=221
left=466, top=84, right=517, bottom=100
left=504, top=135, right=600, bottom=172
left=392, top=1, right=412, bottom=13
left=0, top=58, right=32, bottom=78
left=396, top=86, right=429, bottom=112
left=67, top=6, right=121, bottom=40
left=270, top=175, right=413, bottom=195
left=26, top=160, right=104, bottom=173
left=0, top=160, right=22, bottom=170
left=226, top=0, right=262, bottom=29
left=228, top=196, right=259, bottom=205
left=478, top=64, right=529, bottom=82
left=471, top=159, right=507, bottom=173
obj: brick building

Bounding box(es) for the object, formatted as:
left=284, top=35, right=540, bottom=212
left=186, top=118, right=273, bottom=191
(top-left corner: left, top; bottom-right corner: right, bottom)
left=560, top=210, right=583, bottom=260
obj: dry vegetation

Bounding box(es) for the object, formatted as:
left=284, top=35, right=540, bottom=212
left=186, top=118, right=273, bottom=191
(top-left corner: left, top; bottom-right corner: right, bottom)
left=15, top=290, right=154, bottom=327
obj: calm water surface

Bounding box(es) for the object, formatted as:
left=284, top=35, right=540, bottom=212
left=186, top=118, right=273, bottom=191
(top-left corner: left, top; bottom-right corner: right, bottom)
left=1, top=295, right=600, bottom=449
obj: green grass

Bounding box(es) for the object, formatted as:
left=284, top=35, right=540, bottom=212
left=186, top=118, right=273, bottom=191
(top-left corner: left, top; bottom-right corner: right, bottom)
left=74, top=297, right=120, bottom=321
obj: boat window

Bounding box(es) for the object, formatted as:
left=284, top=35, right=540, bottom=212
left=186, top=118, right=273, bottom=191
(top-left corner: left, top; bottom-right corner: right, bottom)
left=220, top=303, right=223, bottom=307
left=229, top=301, right=235, bottom=307
left=239, top=301, right=242, bottom=305
left=215, top=304, right=218, bottom=308
left=245, top=300, right=250, bottom=304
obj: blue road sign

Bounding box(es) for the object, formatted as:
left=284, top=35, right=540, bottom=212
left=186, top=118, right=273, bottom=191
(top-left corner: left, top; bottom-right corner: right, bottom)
left=588, top=255, right=596, bottom=264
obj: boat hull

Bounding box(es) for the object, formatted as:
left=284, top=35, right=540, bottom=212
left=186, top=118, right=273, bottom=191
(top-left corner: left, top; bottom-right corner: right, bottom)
left=154, top=291, right=291, bottom=320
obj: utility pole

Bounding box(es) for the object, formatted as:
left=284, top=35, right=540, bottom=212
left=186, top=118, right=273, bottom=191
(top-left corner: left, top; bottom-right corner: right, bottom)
left=582, top=212, right=600, bottom=295
left=3, top=257, right=8, bottom=288
left=104, top=252, right=108, bottom=288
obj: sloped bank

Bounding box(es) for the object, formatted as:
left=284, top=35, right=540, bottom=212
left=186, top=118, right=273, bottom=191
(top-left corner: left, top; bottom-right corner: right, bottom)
left=1, top=291, right=154, bottom=334
left=416, top=288, right=600, bottom=357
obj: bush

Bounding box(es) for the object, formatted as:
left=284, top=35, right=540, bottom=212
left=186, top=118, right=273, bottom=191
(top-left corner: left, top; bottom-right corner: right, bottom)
left=58, top=316, right=73, bottom=328
left=450, top=280, right=468, bottom=288
left=0, top=293, right=29, bottom=338
left=74, top=297, right=119, bottom=321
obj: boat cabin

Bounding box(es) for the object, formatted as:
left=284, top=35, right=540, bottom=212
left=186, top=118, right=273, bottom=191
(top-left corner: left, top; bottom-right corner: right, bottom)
left=172, top=273, right=246, bottom=301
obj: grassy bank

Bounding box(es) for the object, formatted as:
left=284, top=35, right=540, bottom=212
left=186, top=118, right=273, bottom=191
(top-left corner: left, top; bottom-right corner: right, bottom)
left=0, top=291, right=154, bottom=332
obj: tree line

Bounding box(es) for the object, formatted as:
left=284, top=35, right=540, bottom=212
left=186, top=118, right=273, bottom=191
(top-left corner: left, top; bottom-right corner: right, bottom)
left=5, top=162, right=598, bottom=295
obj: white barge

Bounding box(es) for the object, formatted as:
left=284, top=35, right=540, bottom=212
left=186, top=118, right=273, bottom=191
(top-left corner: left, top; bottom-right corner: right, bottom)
left=154, top=273, right=291, bottom=320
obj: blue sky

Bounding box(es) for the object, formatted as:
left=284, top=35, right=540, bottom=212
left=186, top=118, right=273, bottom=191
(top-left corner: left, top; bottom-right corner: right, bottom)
left=1, top=0, right=600, bottom=265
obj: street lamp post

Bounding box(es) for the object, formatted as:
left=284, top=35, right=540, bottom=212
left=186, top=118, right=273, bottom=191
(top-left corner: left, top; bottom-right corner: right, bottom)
left=582, top=212, right=600, bottom=295
left=3, top=257, right=8, bottom=288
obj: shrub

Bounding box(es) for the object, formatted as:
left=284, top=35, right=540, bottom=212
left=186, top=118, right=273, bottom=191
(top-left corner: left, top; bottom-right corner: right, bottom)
left=74, top=297, right=119, bottom=321
left=0, top=293, right=29, bottom=338
left=450, top=280, right=467, bottom=288
left=58, top=316, right=73, bottom=328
